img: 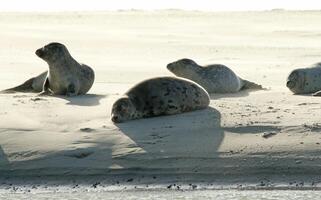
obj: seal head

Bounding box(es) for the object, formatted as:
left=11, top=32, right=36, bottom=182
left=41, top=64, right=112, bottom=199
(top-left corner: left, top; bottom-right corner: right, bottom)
left=167, top=58, right=199, bottom=78
left=35, top=42, right=70, bottom=63
left=111, top=96, right=136, bottom=123
left=286, top=69, right=305, bottom=94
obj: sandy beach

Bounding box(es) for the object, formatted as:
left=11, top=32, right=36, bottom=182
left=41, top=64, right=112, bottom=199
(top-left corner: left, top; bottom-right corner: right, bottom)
left=1, top=10, right=321, bottom=191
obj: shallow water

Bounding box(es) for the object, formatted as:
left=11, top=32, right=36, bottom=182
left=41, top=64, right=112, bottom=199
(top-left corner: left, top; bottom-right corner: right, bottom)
left=2, top=190, right=321, bottom=200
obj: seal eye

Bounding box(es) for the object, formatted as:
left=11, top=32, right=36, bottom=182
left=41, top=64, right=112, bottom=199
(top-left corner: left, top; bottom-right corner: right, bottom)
left=182, top=60, right=190, bottom=64
left=116, top=105, right=123, bottom=112
left=49, top=46, right=59, bottom=53
left=116, top=104, right=128, bottom=112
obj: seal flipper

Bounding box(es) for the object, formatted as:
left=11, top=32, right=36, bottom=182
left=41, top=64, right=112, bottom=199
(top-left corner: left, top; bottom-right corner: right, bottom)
left=240, top=79, right=264, bottom=91
left=66, top=80, right=81, bottom=97
left=312, top=90, right=321, bottom=96
left=66, top=83, right=78, bottom=97
left=38, top=77, right=52, bottom=96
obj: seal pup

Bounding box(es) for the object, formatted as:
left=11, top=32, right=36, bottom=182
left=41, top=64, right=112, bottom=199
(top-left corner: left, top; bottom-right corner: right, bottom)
left=167, top=58, right=263, bottom=93
left=287, top=63, right=321, bottom=96
left=2, top=42, right=95, bottom=96
left=111, top=76, right=210, bottom=123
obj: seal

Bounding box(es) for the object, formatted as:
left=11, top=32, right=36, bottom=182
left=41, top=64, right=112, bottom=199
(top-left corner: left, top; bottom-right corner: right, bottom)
left=111, top=76, right=210, bottom=123
left=2, top=42, right=95, bottom=96
left=1, top=71, right=47, bottom=93
left=167, top=58, right=263, bottom=93
left=287, top=63, right=321, bottom=96
left=36, top=42, right=95, bottom=96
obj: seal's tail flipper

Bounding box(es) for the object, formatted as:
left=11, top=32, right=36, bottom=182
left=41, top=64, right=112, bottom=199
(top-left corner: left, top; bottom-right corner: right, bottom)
left=312, top=90, right=321, bottom=96
left=1, top=78, right=35, bottom=93
left=241, top=79, right=264, bottom=91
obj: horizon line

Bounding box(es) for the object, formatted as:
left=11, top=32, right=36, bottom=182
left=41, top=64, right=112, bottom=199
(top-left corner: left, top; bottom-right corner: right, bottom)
left=0, top=8, right=321, bottom=13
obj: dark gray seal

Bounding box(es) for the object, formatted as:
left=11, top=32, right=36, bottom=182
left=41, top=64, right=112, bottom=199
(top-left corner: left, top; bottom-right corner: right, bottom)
left=1, top=71, right=47, bottom=93
left=287, top=63, right=321, bottom=96
left=2, top=42, right=95, bottom=96
left=111, top=76, right=210, bottom=123
left=167, top=58, right=263, bottom=93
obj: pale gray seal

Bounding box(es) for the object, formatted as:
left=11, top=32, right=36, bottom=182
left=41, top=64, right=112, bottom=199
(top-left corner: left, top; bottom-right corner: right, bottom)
left=167, top=58, right=263, bottom=93
left=287, top=63, right=321, bottom=96
left=111, top=76, right=210, bottom=123
left=2, top=42, right=95, bottom=96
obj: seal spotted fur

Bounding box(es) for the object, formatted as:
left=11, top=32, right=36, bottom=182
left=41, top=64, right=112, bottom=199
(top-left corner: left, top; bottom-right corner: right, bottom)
left=287, top=62, right=321, bottom=96
left=111, top=76, right=210, bottom=123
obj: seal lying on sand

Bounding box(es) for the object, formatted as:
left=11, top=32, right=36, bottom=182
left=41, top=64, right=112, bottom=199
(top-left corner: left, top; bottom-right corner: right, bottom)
left=2, top=42, right=95, bottom=96
left=167, top=58, right=263, bottom=93
left=287, top=63, right=321, bottom=96
left=111, top=77, right=210, bottom=123
left=2, top=71, right=47, bottom=93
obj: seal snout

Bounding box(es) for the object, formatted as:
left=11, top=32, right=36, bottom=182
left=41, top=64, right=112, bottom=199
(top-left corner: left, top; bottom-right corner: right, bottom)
left=286, top=80, right=295, bottom=88
left=35, top=48, right=45, bottom=58
left=111, top=115, right=120, bottom=123
left=286, top=70, right=299, bottom=89
left=167, top=63, right=174, bottom=71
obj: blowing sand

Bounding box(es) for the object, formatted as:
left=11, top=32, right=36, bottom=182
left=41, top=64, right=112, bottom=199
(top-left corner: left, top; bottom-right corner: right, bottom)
left=1, top=10, right=321, bottom=190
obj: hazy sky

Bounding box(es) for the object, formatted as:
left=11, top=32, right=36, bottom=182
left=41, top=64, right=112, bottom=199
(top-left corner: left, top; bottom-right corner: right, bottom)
left=1, top=0, right=321, bottom=12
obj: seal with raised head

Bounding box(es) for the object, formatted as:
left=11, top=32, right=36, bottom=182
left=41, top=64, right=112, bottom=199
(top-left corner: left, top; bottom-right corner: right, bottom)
left=287, top=63, right=321, bottom=96
left=167, top=58, right=263, bottom=93
left=2, top=42, right=95, bottom=96
left=111, top=76, right=210, bottom=123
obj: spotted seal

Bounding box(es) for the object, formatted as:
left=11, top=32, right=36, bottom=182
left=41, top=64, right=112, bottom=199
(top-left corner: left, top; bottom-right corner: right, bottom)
left=167, top=58, right=263, bottom=93
left=287, top=63, right=321, bottom=96
left=111, top=76, right=210, bottom=123
left=2, top=42, right=95, bottom=96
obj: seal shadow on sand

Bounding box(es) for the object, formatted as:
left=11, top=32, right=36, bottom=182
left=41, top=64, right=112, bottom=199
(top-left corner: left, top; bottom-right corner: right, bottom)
left=113, top=105, right=283, bottom=171
left=209, top=89, right=266, bottom=100
left=57, top=94, right=107, bottom=106
left=114, top=107, right=225, bottom=168
left=210, top=91, right=249, bottom=100
left=0, top=146, right=9, bottom=168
